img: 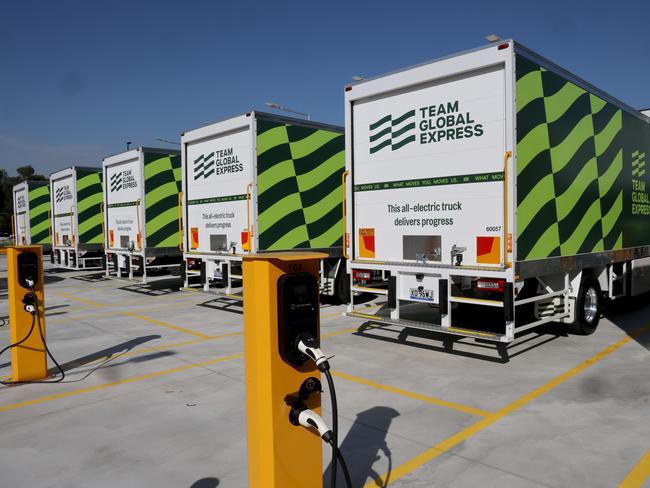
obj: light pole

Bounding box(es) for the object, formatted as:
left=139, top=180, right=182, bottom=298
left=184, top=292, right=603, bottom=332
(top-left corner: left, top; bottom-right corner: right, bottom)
left=155, top=137, right=181, bottom=146
left=265, top=101, right=310, bottom=121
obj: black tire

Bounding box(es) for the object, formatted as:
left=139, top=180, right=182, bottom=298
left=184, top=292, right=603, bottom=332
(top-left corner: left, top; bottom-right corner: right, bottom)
left=569, top=277, right=601, bottom=335
left=336, top=271, right=350, bottom=304
left=179, top=260, right=186, bottom=283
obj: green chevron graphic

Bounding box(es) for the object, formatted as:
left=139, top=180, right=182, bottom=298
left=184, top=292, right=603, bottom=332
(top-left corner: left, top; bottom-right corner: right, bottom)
left=256, top=120, right=344, bottom=251
left=28, top=182, right=51, bottom=245
left=516, top=56, right=624, bottom=260
left=369, top=110, right=416, bottom=153
left=76, top=168, right=104, bottom=245
left=144, top=153, right=182, bottom=248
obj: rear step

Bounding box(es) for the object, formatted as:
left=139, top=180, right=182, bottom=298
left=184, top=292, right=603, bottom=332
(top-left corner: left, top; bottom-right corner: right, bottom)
left=345, top=311, right=506, bottom=342
left=351, top=286, right=388, bottom=295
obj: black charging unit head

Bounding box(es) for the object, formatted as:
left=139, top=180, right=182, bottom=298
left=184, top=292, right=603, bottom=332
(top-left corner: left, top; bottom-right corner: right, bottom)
left=17, top=252, right=39, bottom=289
left=277, top=272, right=319, bottom=368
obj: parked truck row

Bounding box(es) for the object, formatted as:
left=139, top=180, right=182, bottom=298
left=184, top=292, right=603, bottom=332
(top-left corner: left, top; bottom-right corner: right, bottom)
left=11, top=40, right=650, bottom=347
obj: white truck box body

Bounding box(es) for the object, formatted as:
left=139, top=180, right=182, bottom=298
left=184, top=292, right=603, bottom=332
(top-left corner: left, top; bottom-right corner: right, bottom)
left=352, top=64, right=507, bottom=268
left=12, top=183, right=30, bottom=245
left=184, top=117, right=252, bottom=256
left=104, top=151, right=143, bottom=250
left=344, top=41, right=650, bottom=344
left=51, top=169, right=77, bottom=248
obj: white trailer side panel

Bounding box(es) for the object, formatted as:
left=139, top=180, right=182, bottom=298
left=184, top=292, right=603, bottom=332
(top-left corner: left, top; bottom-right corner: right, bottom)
left=185, top=127, right=253, bottom=255
left=51, top=172, right=76, bottom=248
left=352, top=65, right=507, bottom=267
left=12, top=184, right=29, bottom=245
left=105, top=155, right=144, bottom=250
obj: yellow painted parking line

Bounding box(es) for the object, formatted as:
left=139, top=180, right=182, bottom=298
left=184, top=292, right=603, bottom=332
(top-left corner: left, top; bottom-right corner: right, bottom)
left=53, top=291, right=106, bottom=308
left=66, top=332, right=243, bottom=371
left=332, top=370, right=491, bottom=417
left=0, top=353, right=242, bottom=413
left=364, top=324, right=650, bottom=487
left=121, top=312, right=214, bottom=339
left=0, top=317, right=367, bottom=412
left=620, top=449, right=650, bottom=488
left=46, top=299, right=204, bottom=324
left=0, top=331, right=244, bottom=383
left=321, top=310, right=345, bottom=319
left=321, top=304, right=383, bottom=320
left=321, top=327, right=362, bottom=339
left=102, top=294, right=195, bottom=307
left=347, top=311, right=382, bottom=321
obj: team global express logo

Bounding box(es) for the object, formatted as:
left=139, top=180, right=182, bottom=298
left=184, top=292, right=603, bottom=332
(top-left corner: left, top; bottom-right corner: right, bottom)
left=631, top=150, right=649, bottom=216
left=16, top=195, right=26, bottom=210
left=110, top=170, right=137, bottom=192
left=55, top=185, right=72, bottom=202
left=369, top=100, right=484, bottom=154
left=193, top=147, right=243, bottom=180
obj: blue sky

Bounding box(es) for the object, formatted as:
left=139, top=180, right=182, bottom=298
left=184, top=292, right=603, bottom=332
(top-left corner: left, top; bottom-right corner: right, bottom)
left=1, top=0, right=649, bottom=175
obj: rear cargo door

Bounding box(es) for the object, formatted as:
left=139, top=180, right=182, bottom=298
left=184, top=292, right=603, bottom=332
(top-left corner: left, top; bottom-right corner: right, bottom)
left=51, top=174, right=76, bottom=247
left=106, top=158, right=143, bottom=250
left=13, top=186, right=29, bottom=245
left=185, top=127, right=252, bottom=254
left=352, top=65, right=507, bottom=267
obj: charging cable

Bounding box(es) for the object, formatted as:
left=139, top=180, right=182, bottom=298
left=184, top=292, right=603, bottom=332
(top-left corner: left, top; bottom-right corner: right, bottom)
left=296, top=334, right=350, bottom=488
left=289, top=406, right=352, bottom=488
left=0, top=282, right=65, bottom=385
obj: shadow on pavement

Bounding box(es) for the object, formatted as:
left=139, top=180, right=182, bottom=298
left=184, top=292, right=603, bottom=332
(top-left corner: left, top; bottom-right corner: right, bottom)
left=605, top=291, right=650, bottom=351
left=57, top=334, right=162, bottom=373
left=324, top=406, right=399, bottom=488
left=118, top=277, right=182, bottom=296
left=44, top=274, right=66, bottom=285
left=350, top=301, right=567, bottom=363
left=0, top=334, right=173, bottom=384
left=197, top=297, right=243, bottom=315
left=189, top=478, right=220, bottom=488
left=71, top=272, right=108, bottom=282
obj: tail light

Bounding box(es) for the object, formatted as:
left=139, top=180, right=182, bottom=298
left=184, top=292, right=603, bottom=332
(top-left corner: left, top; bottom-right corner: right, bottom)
left=352, top=269, right=372, bottom=281
left=476, top=278, right=505, bottom=292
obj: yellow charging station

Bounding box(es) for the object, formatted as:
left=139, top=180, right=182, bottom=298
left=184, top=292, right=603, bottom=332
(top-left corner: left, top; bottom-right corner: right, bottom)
left=6, top=246, right=48, bottom=382
left=243, top=252, right=327, bottom=488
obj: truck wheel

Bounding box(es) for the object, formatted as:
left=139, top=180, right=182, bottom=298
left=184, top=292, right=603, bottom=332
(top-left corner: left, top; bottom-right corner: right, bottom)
left=179, top=260, right=186, bottom=283
left=569, top=278, right=601, bottom=335
left=336, top=272, right=350, bottom=304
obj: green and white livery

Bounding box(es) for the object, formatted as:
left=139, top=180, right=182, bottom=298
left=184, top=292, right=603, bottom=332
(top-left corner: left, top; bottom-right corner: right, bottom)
left=103, top=147, right=182, bottom=283
left=344, top=40, right=650, bottom=346
left=12, top=181, right=51, bottom=248
left=181, top=111, right=347, bottom=300
left=50, top=166, right=104, bottom=269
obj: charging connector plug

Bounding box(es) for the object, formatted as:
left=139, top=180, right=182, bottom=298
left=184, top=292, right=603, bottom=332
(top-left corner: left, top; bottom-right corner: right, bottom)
left=22, top=291, right=36, bottom=315
left=289, top=405, right=333, bottom=443
left=296, top=334, right=329, bottom=372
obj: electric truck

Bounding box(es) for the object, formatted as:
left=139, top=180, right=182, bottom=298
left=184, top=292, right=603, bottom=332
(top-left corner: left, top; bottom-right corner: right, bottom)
left=12, top=181, right=51, bottom=252
left=180, top=111, right=348, bottom=301
left=343, top=40, right=650, bottom=348
left=103, top=147, right=182, bottom=282
left=50, top=166, right=104, bottom=269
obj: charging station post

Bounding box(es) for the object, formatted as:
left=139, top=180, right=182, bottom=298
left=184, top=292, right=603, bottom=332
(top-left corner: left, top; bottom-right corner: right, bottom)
left=243, top=252, right=327, bottom=488
left=6, top=246, right=48, bottom=382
